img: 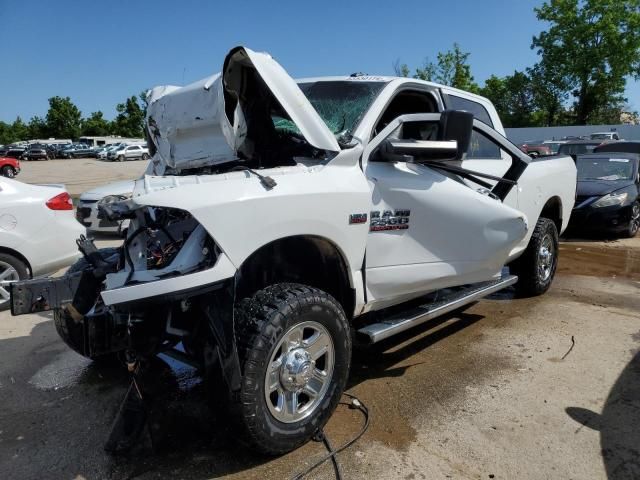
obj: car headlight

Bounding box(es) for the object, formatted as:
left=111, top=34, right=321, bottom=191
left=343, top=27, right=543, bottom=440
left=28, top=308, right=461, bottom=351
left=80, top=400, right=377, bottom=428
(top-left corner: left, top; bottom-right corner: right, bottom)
left=99, top=194, right=132, bottom=205
left=592, top=191, right=628, bottom=208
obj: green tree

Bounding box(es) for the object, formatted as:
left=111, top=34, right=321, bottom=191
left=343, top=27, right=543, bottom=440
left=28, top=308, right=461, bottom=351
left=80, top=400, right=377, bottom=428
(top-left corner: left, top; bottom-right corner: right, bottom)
left=398, top=43, right=479, bottom=92
left=46, top=96, right=82, bottom=139
left=527, top=63, right=570, bottom=126
left=416, top=43, right=479, bottom=92
left=82, top=111, right=112, bottom=136
left=112, top=96, right=145, bottom=137
left=532, top=0, right=640, bottom=124
left=11, top=117, right=29, bottom=142
left=27, top=116, right=48, bottom=139
left=0, top=122, right=14, bottom=145
left=479, top=72, right=539, bottom=128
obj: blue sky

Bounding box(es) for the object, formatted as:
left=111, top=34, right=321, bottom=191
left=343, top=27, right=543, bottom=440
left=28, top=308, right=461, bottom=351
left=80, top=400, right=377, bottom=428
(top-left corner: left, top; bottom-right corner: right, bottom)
left=0, top=0, right=638, bottom=122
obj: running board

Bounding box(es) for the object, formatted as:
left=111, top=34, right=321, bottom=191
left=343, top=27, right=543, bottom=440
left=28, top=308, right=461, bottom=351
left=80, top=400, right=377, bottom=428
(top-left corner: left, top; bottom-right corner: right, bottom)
left=358, top=275, right=518, bottom=344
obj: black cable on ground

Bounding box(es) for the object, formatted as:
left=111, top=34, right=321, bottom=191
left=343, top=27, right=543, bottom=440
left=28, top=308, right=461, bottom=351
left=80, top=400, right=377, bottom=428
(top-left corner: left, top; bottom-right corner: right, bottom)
left=291, top=392, right=370, bottom=480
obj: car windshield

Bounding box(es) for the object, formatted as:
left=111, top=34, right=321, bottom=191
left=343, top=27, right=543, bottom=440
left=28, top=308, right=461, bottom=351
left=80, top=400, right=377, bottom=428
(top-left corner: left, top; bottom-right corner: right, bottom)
left=590, top=134, right=611, bottom=140
left=577, top=157, right=635, bottom=181
left=272, top=80, right=387, bottom=143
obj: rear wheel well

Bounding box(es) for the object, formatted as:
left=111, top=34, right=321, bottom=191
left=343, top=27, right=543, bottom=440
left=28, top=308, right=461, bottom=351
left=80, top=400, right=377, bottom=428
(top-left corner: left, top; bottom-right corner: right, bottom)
left=0, top=247, right=32, bottom=277
left=235, top=236, right=355, bottom=319
left=540, top=196, right=562, bottom=233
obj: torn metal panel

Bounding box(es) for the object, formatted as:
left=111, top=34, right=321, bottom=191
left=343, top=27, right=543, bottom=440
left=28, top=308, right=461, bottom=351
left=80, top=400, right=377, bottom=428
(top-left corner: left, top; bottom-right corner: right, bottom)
left=145, top=46, right=340, bottom=172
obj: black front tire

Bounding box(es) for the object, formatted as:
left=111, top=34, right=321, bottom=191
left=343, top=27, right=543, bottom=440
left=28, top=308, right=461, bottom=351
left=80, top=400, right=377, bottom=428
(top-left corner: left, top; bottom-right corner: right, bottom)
left=230, top=283, right=351, bottom=455
left=510, top=217, right=559, bottom=297
left=1, top=165, right=16, bottom=178
left=623, top=202, right=640, bottom=238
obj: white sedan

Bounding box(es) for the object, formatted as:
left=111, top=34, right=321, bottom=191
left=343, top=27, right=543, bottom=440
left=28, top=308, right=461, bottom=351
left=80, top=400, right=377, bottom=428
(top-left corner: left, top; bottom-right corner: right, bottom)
left=0, top=178, right=85, bottom=310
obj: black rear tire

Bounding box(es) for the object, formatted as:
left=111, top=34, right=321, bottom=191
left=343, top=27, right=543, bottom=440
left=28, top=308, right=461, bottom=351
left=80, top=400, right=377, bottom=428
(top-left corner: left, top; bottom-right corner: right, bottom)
left=510, top=217, right=559, bottom=297
left=230, top=283, right=351, bottom=455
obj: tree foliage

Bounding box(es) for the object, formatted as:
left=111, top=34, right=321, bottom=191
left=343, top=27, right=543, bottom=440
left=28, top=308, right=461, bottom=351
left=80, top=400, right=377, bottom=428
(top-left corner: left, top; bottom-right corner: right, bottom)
left=82, top=111, right=111, bottom=136
left=46, top=96, right=82, bottom=139
left=397, top=43, right=479, bottom=92
left=112, top=96, right=145, bottom=138
left=532, top=0, right=640, bottom=124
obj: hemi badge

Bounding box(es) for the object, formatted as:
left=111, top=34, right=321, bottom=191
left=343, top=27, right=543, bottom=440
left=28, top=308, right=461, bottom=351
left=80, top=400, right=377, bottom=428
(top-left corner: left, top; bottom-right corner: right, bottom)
left=349, top=213, right=368, bottom=224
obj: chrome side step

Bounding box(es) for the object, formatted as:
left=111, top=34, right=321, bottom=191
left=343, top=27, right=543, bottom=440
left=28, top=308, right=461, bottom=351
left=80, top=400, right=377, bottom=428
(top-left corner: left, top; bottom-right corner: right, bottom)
left=358, top=275, right=518, bottom=344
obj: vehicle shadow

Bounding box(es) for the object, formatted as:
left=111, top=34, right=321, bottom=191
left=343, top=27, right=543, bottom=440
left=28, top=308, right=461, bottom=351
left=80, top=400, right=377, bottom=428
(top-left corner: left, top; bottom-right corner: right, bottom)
left=565, top=350, right=640, bottom=479
left=0, top=302, right=490, bottom=479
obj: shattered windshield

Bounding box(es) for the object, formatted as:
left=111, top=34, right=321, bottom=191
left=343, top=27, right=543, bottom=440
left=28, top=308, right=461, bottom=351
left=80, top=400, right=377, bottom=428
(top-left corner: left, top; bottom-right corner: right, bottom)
left=577, top=157, right=636, bottom=181
left=273, top=81, right=386, bottom=143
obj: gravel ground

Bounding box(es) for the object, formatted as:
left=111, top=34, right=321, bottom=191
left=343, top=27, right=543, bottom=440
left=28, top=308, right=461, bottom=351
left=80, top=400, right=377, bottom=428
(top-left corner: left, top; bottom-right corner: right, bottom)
left=1, top=161, right=639, bottom=479
left=15, top=157, right=146, bottom=197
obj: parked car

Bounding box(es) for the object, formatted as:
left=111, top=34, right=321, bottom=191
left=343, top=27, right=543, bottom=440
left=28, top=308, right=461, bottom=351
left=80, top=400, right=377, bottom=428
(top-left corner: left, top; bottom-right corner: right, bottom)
left=0, top=157, right=20, bottom=178
left=23, top=145, right=49, bottom=161
left=543, top=140, right=567, bottom=154
left=106, top=144, right=150, bottom=162
left=590, top=132, right=621, bottom=141
left=557, top=140, right=604, bottom=159
left=0, top=178, right=85, bottom=310
left=88, top=146, right=109, bottom=158
left=76, top=180, right=135, bottom=234
left=10, top=46, right=577, bottom=454
left=594, top=141, right=640, bottom=155
left=51, top=144, right=72, bottom=158
left=568, top=152, right=639, bottom=237
left=0, top=148, right=25, bottom=160
left=519, top=141, right=552, bottom=158
left=60, top=144, right=94, bottom=158
left=97, top=144, right=124, bottom=160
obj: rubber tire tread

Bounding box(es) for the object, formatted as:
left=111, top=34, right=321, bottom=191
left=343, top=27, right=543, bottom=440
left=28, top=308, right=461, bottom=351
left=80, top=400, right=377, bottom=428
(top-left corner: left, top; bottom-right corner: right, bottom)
left=511, top=217, right=558, bottom=297
left=231, top=283, right=351, bottom=455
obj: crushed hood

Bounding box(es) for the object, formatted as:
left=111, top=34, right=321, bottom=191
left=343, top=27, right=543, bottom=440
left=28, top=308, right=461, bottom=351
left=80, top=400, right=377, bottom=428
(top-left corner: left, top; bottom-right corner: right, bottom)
left=146, top=46, right=340, bottom=171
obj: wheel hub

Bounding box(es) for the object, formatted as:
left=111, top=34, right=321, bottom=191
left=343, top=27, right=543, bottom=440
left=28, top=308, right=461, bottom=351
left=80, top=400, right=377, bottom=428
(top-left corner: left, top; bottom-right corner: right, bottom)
left=264, top=320, right=335, bottom=423
left=537, top=235, right=554, bottom=282
left=280, top=348, right=315, bottom=392
left=0, top=261, right=20, bottom=306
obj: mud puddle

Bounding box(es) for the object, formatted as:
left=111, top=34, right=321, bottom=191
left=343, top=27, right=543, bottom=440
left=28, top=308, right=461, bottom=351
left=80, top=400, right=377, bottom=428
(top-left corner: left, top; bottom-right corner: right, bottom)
left=558, top=243, right=640, bottom=280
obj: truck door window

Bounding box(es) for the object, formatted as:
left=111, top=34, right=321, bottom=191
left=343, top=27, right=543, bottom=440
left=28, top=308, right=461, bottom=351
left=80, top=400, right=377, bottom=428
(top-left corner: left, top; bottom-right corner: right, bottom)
left=444, top=95, right=493, bottom=126
left=373, top=90, right=437, bottom=136
left=444, top=95, right=501, bottom=159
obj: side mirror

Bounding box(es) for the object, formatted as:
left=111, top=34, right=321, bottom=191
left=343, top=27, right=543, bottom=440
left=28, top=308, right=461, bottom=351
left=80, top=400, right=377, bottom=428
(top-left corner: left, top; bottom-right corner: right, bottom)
left=380, top=138, right=459, bottom=163
left=439, top=110, right=473, bottom=160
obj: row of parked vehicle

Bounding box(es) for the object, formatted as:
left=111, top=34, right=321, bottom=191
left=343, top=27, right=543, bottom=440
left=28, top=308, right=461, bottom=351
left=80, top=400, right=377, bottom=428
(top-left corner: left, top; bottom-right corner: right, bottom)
left=0, top=142, right=150, bottom=162
left=519, top=132, right=622, bottom=158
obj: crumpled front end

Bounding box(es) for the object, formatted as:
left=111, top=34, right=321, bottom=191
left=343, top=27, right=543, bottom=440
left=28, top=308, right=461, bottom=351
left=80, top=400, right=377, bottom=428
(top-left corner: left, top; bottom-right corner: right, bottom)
left=97, top=200, right=235, bottom=307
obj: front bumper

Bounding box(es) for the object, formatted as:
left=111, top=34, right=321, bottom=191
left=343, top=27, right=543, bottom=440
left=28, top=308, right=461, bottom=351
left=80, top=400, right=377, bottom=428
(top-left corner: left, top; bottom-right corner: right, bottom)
left=568, top=204, right=633, bottom=233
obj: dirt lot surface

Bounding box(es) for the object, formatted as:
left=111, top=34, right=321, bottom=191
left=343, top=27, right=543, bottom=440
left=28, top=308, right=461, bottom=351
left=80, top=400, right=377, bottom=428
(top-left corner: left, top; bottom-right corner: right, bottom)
left=15, top=158, right=147, bottom=197
left=1, top=161, right=639, bottom=479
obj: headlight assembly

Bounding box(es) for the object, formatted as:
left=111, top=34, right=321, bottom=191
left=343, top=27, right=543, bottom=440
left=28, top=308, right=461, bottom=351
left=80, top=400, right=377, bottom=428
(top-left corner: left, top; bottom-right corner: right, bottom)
left=99, top=194, right=132, bottom=205
left=592, top=191, right=628, bottom=208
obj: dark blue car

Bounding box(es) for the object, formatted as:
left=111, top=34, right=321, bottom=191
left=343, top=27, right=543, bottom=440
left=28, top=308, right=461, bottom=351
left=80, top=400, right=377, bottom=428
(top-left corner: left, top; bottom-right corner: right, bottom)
left=569, top=151, right=640, bottom=237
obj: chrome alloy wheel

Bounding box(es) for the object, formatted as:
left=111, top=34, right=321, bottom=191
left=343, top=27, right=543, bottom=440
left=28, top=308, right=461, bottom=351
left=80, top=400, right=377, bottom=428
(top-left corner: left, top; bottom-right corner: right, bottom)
left=0, top=260, right=19, bottom=307
left=264, top=321, right=334, bottom=424
left=537, top=234, right=555, bottom=282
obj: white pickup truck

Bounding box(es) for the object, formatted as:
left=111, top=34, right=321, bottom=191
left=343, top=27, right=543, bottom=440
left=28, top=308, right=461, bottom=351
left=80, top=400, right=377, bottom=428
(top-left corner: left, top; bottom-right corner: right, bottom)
left=11, top=47, right=576, bottom=454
